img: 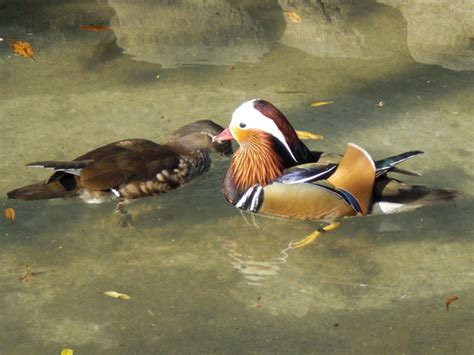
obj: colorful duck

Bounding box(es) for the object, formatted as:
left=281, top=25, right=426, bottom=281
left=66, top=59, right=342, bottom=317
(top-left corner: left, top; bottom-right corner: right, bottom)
left=7, top=120, right=232, bottom=203
left=214, top=99, right=457, bottom=220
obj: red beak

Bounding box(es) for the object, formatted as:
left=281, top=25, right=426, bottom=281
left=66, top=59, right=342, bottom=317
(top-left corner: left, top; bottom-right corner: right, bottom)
left=213, top=127, right=234, bottom=142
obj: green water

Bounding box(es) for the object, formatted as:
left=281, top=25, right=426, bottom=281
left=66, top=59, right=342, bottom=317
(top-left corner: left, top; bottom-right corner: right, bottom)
left=1, top=1, right=473, bottom=353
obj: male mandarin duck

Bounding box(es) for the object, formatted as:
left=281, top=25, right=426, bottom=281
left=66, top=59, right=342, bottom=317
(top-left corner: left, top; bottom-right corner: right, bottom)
left=7, top=120, right=232, bottom=203
left=213, top=99, right=457, bottom=221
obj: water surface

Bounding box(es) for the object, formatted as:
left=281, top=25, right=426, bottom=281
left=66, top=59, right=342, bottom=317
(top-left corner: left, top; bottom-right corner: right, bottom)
left=1, top=1, right=473, bottom=353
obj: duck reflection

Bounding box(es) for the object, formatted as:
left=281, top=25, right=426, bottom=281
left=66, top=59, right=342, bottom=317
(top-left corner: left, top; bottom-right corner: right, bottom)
left=218, top=213, right=329, bottom=286
left=221, top=236, right=292, bottom=286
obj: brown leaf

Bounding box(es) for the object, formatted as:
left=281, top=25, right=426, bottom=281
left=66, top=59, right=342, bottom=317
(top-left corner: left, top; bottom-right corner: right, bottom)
left=4, top=207, right=16, bottom=224
left=286, top=11, right=301, bottom=24
left=10, top=41, right=34, bottom=60
left=80, top=24, right=110, bottom=32
left=446, top=295, right=459, bottom=311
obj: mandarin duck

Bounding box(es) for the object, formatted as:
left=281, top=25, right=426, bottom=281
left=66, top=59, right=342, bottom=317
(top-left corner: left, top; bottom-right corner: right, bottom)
left=213, top=99, right=457, bottom=221
left=7, top=120, right=232, bottom=203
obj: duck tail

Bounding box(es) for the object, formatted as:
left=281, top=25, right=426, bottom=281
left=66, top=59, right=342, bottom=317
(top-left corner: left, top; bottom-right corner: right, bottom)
left=7, top=180, right=76, bottom=200
left=375, top=151, right=424, bottom=177
left=372, top=177, right=459, bottom=214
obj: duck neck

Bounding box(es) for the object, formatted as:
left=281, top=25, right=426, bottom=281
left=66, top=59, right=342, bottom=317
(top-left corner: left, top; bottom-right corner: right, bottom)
left=224, top=133, right=285, bottom=204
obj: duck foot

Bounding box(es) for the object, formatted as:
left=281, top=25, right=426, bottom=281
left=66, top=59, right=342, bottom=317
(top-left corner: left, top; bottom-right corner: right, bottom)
left=114, top=200, right=135, bottom=228
left=290, top=222, right=340, bottom=249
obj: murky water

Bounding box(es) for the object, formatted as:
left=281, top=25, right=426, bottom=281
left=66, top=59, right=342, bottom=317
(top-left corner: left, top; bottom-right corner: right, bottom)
left=1, top=1, right=473, bottom=353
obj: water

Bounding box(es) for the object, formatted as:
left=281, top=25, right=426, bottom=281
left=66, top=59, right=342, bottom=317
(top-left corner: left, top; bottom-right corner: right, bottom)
left=1, top=1, right=473, bottom=353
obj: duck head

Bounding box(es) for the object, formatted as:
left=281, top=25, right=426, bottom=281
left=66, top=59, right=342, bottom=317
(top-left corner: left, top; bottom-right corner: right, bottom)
left=215, top=99, right=313, bottom=163
left=214, top=99, right=314, bottom=203
left=167, top=120, right=233, bottom=156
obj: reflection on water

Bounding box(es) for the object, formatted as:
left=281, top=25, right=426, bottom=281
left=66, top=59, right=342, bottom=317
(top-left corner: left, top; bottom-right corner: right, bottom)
left=1, top=0, right=473, bottom=353
left=222, top=236, right=291, bottom=286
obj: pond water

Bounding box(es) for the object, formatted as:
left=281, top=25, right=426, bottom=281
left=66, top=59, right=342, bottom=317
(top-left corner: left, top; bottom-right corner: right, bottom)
left=1, top=1, right=473, bottom=353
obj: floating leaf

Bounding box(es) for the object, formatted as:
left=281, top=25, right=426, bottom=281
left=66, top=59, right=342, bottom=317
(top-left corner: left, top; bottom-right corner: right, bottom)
left=104, top=291, right=130, bottom=300
left=61, top=348, right=74, bottom=355
left=10, top=41, right=34, bottom=60
left=375, top=101, right=385, bottom=108
left=19, top=265, right=31, bottom=283
left=4, top=207, right=16, bottom=224
left=310, top=101, right=334, bottom=107
left=295, top=130, right=324, bottom=140
left=446, top=295, right=459, bottom=311
left=286, top=11, right=301, bottom=24
left=80, top=24, right=110, bottom=32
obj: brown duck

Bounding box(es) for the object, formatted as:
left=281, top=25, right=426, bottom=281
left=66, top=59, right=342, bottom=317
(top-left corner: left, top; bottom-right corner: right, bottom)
left=7, top=120, right=232, bottom=203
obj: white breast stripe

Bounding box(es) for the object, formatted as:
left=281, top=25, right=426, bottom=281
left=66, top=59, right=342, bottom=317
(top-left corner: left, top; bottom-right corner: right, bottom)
left=235, top=185, right=257, bottom=209
left=249, top=185, right=263, bottom=212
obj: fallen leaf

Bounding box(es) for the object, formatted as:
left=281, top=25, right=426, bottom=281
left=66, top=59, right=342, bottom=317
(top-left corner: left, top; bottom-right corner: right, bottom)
left=104, top=291, right=130, bottom=300
left=61, top=348, right=74, bottom=355
left=446, top=295, right=459, bottom=311
left=80, top=24, right=110, bottom=32
left=375, top=101, right=385, bottom=108
left=19, top=265, right=31, bottom=283
left=10, top=41, right=34, bottom=60
left=295, top=130, right=324, bottom=140
left=310, top=101, right=334, bottom=107
left=286, top=11, right=301, bottom=24
left=4, top=207, right=16, bottom=223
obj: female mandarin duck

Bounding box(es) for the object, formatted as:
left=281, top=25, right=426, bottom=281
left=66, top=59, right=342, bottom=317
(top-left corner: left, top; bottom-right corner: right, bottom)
left=214, top=99, right=457, bottom=221
left=7, top=120, right=232, bottom=203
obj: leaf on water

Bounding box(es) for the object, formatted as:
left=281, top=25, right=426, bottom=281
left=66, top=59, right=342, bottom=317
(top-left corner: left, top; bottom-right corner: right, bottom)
left=310, top=101, right=334, bottom=107
left=61, top=348, right=74, bottom=355
left=446, top=295, right=459, bottom=311
left=18, top=265, right=43, bottom=282
left=10, top=41, right=34, bottom=60
left=80, top=24, right=110, bottom=32
left=295, top=130, right=324, bottom=140
left=104, top=291, right=130, bottom=300
left=286, top=11, right=301, bottom=24
left=4, top=207, right=16, bottom=224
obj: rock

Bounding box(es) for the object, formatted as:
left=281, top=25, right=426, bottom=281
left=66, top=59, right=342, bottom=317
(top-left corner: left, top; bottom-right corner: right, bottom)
left=378, top=0, right=474, bottom=71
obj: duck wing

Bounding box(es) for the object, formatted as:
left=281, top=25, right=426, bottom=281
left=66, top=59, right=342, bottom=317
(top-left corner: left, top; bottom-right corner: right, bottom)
left=79, top=146, right=181, bottom=191
left=236, top=144, right=376, bottom=220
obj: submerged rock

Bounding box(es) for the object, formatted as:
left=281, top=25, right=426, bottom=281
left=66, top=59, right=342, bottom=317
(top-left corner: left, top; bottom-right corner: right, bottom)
left=108, top=0, right=283, bottom=68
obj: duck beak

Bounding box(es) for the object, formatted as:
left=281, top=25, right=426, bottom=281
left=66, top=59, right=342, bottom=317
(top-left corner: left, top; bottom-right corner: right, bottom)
left=212, top=127, right=234, bottom=142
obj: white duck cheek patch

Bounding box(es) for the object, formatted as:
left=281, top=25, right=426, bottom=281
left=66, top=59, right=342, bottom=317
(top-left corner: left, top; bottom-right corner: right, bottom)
left=247, top=115, right=298, bottom=163
left=231, top=102, right=299, bottom=163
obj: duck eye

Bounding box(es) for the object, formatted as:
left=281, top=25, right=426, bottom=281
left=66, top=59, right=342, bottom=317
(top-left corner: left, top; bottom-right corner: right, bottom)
left=239, top=122, right=246, bottom=128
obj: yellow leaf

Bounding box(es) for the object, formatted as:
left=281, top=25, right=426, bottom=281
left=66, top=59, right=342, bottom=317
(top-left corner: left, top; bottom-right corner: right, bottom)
left=104, top=291, right=130, bottom=300
left=4, top=207, right=16, bottom=224
left=10, top=40, right=34, bottom=60
left=61, top=349, right=73, bottom=355
left=310, top=101, right=334, bottom=107
left=295, top=130, right=324, bottom=140
left=287, top=11, right=301, bottom=24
